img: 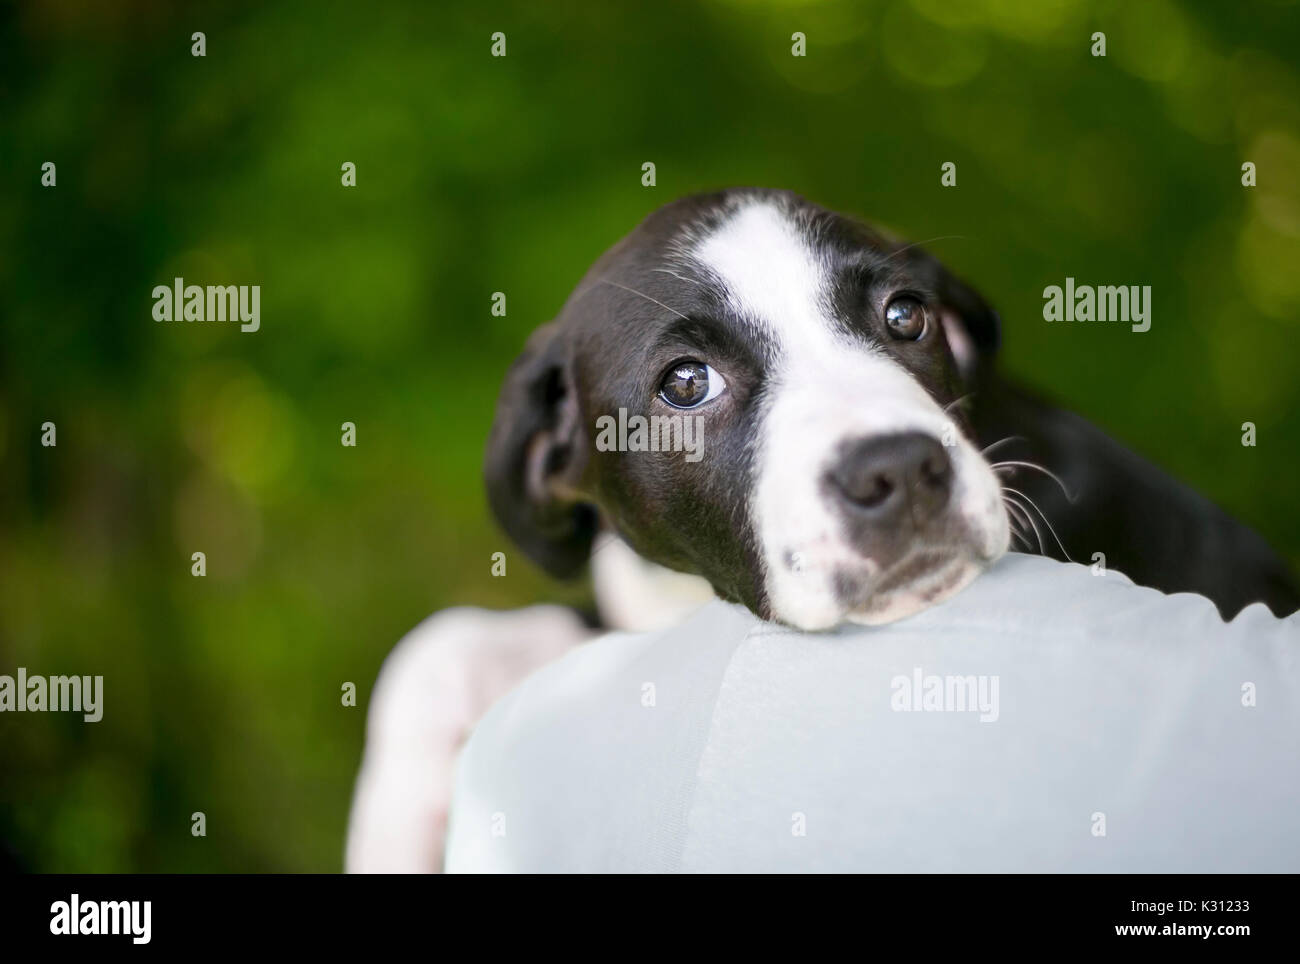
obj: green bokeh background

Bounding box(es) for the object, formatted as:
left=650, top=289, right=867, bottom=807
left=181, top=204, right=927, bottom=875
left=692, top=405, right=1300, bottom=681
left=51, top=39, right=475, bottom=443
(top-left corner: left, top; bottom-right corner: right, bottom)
left=1, top=0, right=1297, bottom=871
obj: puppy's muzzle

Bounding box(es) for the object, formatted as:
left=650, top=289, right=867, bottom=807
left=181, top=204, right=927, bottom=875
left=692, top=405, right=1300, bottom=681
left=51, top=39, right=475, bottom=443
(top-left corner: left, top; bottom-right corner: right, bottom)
left=827, top=432, right=953, bottom=529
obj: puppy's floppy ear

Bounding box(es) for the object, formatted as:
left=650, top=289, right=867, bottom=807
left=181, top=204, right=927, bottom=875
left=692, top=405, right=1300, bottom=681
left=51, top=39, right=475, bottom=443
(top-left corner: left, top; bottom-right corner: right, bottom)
left=484, top=321, right=597, bottom=578
left=906, top=247, right=1001, bottom=380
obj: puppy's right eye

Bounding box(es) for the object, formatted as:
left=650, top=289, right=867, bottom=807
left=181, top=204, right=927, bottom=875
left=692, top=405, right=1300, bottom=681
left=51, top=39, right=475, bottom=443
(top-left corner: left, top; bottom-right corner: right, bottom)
left=885, top=295, right=929, bottom=340
left=659, top=360, right=726, bottom=409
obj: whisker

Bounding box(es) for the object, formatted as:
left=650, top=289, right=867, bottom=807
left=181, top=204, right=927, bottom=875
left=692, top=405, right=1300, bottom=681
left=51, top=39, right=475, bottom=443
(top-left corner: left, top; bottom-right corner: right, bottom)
left=1002, top=494, right=1043, bottom=553
left=1001, top=497, right=1031, bottom=534
left=572, top=277, right=691, bottom=320
left=1001, top=500, right=1034, bottom=550
left=990, top=460, right=1076, bottom=503
left=1009, top=524, right=1034, bottom=551
left=1002, top=485, right=1072, bottom=562
left=880, top=235, right=972, bottom=265
left=650, top=267, right=707, bottom=290
left=981, top=435, right=1026, bottom=458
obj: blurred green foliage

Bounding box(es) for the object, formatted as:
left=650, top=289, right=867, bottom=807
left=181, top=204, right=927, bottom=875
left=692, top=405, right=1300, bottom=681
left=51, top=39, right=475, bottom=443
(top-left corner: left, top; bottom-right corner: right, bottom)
left=1, top=0, right=1298, bottom=871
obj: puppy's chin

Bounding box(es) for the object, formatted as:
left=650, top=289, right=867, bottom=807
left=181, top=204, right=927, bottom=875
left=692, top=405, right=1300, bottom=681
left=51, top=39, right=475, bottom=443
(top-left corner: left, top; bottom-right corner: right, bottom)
left=843, top=554, right=989, bottom=626
left=770, top=537, right=1007, bottom=631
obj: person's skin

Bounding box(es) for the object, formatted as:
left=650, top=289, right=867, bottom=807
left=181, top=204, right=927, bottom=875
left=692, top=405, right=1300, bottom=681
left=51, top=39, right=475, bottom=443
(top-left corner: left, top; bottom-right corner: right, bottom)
left=443, top=553, right=1300, bottom=873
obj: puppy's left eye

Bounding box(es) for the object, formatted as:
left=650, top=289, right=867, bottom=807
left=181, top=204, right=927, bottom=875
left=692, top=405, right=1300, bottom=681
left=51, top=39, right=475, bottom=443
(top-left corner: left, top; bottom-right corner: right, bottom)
left=659, top=360, right=727, bottom=409
left=885, top=295, right=929, bottom=340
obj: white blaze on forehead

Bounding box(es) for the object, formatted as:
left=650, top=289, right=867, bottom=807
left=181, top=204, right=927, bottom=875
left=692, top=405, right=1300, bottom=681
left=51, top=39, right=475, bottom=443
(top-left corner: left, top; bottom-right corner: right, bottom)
left=693, top=200, right=830, bottom=347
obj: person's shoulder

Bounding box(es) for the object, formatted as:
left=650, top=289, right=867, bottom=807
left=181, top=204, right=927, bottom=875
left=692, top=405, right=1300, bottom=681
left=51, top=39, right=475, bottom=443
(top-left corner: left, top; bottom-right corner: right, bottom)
left=902, top=552, right=1297, bottom=645
left=446, top=598, right=760, bottom=871
left=477, top=597, right=758, bottom=722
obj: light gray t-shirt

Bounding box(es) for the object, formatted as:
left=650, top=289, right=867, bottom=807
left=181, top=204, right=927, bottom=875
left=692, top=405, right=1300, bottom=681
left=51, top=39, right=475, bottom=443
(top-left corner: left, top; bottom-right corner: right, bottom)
left=445, top=553, right=1300, bottom=872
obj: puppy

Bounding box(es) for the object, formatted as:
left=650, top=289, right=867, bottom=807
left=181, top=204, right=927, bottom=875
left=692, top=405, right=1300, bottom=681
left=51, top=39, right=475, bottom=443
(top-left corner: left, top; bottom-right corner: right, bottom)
left=347, top=188, right=1298, bottom=872
left=486, top=187, right=1299, bottom=628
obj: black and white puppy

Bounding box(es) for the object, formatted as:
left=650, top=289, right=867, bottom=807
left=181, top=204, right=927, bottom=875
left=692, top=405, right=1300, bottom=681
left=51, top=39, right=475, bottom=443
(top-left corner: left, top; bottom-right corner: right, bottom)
left=348, top=188, right=1299, bottom=871
left=486, top=187, right=1299, bottom=627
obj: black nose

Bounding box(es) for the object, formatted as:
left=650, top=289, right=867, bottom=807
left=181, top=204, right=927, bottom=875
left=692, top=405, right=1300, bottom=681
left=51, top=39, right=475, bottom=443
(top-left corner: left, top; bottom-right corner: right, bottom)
left=827, top=432, right=953, bottom=525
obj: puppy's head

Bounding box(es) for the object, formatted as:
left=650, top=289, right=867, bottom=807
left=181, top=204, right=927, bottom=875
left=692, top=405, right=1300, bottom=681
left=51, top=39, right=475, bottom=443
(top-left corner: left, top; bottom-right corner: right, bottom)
left=486, top=189, right=1009, bottom=630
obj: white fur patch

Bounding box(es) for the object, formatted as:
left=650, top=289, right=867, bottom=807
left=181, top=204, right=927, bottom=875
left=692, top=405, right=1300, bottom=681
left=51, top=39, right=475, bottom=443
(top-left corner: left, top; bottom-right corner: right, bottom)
left=591, top=533, right=716, bottom=632
left=695, top=201, right=831, bottom=345
left=346, top=606, right=591, bottom=872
